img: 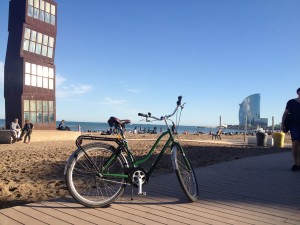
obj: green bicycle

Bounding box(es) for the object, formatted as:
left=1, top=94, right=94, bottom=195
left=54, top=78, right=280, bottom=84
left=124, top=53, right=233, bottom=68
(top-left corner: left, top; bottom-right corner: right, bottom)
left=64, top=96, right=199, bottom=207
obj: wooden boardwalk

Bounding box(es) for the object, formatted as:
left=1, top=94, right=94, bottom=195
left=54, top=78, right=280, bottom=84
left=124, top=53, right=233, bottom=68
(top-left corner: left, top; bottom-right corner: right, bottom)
left=0, top=152, right=299, bottom=225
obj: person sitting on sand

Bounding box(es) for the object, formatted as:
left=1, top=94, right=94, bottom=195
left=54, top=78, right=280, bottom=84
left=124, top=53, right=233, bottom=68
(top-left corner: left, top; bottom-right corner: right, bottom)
left=20, top=119, right=34, bottom=144
left=58, top=120, right=70, bottom=131
left=10, top=118, right=21, bottom=142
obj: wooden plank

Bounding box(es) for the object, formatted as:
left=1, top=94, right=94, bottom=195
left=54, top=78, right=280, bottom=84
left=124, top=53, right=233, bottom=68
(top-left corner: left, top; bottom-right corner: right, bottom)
left=0, top=211, right=22, bottom=225
left=37, top=201, right=117, bottom=225
left=25, top=202, right=95, bottom=225
left=0, top=208, right=47, bottom=225
left=13, top=206, right=71, bottom=225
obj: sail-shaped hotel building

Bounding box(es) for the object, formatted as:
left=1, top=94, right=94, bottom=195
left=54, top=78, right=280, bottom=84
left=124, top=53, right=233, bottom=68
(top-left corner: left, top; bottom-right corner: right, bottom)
left=239, top=94, right=268, bottom=127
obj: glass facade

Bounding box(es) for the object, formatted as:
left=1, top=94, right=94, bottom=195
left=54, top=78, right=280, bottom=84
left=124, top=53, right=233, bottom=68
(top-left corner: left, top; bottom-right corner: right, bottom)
left=23, top=27, right=55, bottom=58
left=239, top=94, right=260, bottom=126
left=24, top=100, right=54, bottom=124
left=25, top=61, right=54, bottom=89
left=28, top=0, right=56, bottom=25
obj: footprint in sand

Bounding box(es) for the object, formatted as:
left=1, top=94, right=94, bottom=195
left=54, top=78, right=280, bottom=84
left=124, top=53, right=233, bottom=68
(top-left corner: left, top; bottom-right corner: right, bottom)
left=9, top=187, right=18, bottom=192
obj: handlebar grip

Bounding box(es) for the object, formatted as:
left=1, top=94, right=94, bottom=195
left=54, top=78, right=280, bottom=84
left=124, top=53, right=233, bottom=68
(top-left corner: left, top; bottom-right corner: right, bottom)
left=177, top=96, right=182, bottom=106
left=138, top=113, right=148, bottom=117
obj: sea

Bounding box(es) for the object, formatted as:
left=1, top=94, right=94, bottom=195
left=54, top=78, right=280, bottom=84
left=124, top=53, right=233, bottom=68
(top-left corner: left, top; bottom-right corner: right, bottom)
left=0, top=118, right=244, bottom=134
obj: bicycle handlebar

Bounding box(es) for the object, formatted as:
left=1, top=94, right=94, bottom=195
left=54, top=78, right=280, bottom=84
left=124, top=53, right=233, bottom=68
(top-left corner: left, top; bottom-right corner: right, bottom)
left=138, top=96, right=183, bottom=121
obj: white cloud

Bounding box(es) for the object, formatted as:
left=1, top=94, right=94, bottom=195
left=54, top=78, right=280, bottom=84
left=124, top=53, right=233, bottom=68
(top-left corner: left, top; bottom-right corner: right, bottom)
left=101, top=97, right=128, bottom=105
left=126, top=88, right=141, bottom=94
left=56, top=74, right=92, bottom=98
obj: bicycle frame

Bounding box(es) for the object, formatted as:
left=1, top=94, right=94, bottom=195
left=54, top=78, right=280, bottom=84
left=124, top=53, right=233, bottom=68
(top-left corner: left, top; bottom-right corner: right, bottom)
left=71, top=126, right=180, bottom=181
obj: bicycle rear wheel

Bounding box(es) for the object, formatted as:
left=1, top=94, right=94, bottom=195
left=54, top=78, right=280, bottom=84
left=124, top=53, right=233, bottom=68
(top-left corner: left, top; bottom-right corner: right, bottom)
left=172, top=143, right=199, bottom=201
left=65, top=143, right=126, bottom=207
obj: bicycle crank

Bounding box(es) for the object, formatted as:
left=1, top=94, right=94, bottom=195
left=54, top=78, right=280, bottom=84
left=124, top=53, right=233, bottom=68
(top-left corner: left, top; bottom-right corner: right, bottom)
left=130, top=168, right=148, bottom=195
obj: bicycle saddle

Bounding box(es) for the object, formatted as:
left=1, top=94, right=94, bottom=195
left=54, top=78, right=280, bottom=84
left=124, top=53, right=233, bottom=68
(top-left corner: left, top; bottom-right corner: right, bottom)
left=108, top=117, right=131, bottom=128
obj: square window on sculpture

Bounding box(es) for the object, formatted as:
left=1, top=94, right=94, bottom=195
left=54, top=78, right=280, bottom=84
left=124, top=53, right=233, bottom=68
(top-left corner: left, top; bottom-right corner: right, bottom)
left=37, top=65, right=43, bottom=76
left=49, top=79, right=53, bottom=89
left=50, top=15, right=55, bottom=25
left=49, top=68, right=54, bottom=78
left=47, top=47, right=53, bottom=58
left=43, top=113, right=49, bottom=123
left=37, top=112, right=43, bottom=123
left=30, top=100, right=36, bottom=112
left=24, top=112, right=30, bottom=121
left=30, top=112, right=37, bottom=124
left=37, top=32, right=42, bottom=43
left=32, top=75, right=37, bottom=86
left=28, top=6, right=33, bottom=17
left=23, top=40, right=29, bottom=51
left=43, top=101, right=48, bottom=111
left=49, top=37, right=54, bottom=47
left=45, top=12, right=50, bottom=23
left=37, top=100, right=43, bottom=112
left=49, top=101, right=54, bottom=112
left=35, top=43, right=41, bottom=54
left=29, top=41, right=35, bottom=53
left=43, top=77, right=48, bottom=89
left=40, top=0, right=45, bottom=10
left=34, top=0, right=39, bottom=8
left=42, top=45, right=47, bottom=56
left=24, top=28, right=30, bottom=39
left=31, top=30, right=37, bottom=41
left=24, top=100, right=30, bottom=111
left=40, top=10, right=45, bottom=21
left=31, top=63, right=37, bottom=75
left=25, top=62, right=31, bottom=73
left=33, top=8, right=39, bottom=19
left=25, top=74, right=31, bottom=86
left=46, top=2, right=50, bottom=13
left=43, top=66, right=48, bottom=77
left=43, top=34, right=48, bottom=45
left=51, top=4, right=56, bottom=15
left=49, top=113, right=54, bottom=123
left=37, top=76, right=43, bottom=87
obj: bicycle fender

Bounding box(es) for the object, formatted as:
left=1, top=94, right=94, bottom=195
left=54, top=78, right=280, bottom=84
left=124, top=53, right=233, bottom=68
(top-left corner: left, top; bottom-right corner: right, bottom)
left=64, top=149, right=80, bottom=175
left=171, top=143, right=179, bottom=171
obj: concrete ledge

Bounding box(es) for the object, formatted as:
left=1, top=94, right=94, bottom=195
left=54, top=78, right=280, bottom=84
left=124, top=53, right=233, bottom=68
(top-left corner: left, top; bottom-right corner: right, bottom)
left=31, top=130, right=81, bottom=142
left=0, top=130, right=13, bottom=144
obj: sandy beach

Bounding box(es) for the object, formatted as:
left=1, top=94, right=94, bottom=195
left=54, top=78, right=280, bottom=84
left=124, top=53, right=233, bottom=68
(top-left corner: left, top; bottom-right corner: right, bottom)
left=0, top=133, right=291, bottom=209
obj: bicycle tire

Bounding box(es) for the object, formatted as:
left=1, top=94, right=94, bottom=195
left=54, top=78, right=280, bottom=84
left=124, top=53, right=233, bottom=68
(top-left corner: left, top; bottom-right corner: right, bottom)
left=172, top=143, right=199, bottom=201
left=65, top=143, right=126, bottom=207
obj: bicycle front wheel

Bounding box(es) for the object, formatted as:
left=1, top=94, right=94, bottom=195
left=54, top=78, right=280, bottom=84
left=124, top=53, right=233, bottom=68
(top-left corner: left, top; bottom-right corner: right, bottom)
left=65, top=143, right=126, bottom=207
left=172, top=143, right=199, bottom=201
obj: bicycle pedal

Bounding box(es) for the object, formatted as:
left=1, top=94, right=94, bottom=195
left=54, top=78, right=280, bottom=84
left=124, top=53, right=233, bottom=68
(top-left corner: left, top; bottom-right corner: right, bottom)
left=138, top=192, right=146, bottom=196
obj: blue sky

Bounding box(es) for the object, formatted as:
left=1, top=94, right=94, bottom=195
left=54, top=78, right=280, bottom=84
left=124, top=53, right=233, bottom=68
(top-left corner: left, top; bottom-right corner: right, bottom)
left=0, top=0, right=299, bottom=126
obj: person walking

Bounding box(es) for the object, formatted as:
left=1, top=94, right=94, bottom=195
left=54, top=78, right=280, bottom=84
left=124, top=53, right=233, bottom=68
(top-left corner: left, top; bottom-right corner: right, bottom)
left=281, top=87, right=300, bottom=171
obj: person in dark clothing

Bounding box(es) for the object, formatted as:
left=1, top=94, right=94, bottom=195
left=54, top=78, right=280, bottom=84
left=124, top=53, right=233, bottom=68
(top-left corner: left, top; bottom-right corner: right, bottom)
left=281, top=87, right=300, bottom=171
left=171, top=122, right=176, bottom=134
left=58, top=120, right=70, bottom=130
left=20, top=119, right=34, bottom=144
